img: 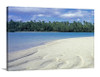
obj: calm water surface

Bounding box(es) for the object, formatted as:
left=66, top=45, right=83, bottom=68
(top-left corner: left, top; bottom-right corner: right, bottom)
left=8, top=32, right=94, bottom=52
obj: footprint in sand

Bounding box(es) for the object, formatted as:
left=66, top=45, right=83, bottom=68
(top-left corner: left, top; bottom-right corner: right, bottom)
left=67, top=55, right=83, bottom=68
left=56, top=55, right=83, bottom=69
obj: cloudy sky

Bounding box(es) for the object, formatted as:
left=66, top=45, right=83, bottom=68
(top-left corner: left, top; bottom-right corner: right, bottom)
left=8, top=7, right=94, bottom=23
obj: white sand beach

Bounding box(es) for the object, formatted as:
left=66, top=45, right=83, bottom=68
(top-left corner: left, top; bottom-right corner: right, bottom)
left=8, top=37, right=94, bottom=71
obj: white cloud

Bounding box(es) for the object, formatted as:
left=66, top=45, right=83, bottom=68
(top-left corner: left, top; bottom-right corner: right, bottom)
left=37, top=14, right=50, bottom=17
left=77, top=18, right=80, bottom=21
left=31, top=14, right=51, bottom=20
left=8, top=7, right=61, bottom=13
left=31, top=15, right=48, bottom=21
left=8, top=7, right=42, bottom=12
left=54, top=11, right=60, bottom=15
left=37, top=14, right=44, bottom=17
left=8, top=15, right=22, bottom=21
left=60, top=10, right=83, bottom=18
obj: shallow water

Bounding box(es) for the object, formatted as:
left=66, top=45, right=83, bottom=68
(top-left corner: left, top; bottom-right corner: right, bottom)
left=8, top=32, right=94, bottom=52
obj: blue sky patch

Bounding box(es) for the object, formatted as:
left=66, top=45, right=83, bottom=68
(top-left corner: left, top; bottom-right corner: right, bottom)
left=8, top=7, right=94, bottom=23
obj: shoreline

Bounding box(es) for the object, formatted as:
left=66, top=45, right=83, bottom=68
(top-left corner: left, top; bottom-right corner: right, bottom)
left=8, top=31, right=94, bottom=33
left=8, top=36, right=94, bottom=70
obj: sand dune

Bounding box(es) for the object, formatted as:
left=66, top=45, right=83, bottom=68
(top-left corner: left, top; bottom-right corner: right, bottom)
left=8, top=37, right=94, bottom=71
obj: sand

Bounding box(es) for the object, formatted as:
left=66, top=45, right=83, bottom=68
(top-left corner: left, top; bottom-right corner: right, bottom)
left=8, top=37, right=94, bottom=71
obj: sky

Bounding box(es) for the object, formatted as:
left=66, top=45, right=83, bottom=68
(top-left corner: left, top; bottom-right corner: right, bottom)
left=8, top=7, right=94, bottom=23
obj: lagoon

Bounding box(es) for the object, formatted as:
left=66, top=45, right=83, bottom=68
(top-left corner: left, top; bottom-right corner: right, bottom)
left=8, top=32, right=94, bottom=52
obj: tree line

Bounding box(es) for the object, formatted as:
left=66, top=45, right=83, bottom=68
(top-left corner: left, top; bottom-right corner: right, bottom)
left=7, top=20, right=94, bottom=32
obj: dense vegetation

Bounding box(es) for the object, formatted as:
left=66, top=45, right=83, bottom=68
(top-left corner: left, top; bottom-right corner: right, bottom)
left=7, top=20, right=94, bottom=32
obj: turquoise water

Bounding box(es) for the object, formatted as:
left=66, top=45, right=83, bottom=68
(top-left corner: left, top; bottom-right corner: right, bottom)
left=8, top=32, right=94, bottom=52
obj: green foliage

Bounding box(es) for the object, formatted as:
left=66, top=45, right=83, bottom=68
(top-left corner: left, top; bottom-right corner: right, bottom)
left=7, top=20, right=94, bottom=32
